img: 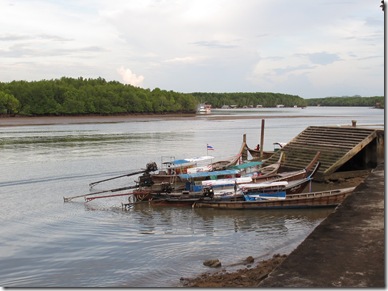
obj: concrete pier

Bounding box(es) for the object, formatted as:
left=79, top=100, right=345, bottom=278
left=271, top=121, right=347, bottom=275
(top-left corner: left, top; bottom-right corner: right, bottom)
left=258, top=162, right=385, bottom=287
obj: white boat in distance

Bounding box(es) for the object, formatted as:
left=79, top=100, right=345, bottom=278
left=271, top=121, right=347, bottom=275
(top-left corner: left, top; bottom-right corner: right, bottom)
left=197, top=103, right=211, bottom=114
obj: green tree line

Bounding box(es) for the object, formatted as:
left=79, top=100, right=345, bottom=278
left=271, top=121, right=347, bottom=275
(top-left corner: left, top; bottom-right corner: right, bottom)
left=0, top=77, right=383, bottom=116
left=191, top=92, right=307, bottom=108
left=306, top=96, right=384, bottom=108
left=0, top=77, right=197, bottom=115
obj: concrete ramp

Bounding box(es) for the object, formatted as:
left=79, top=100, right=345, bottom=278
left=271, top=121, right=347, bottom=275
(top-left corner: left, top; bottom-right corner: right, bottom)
left=263, top=126, right=384, bottom=181
left=258, top=162, right=385, bottom=287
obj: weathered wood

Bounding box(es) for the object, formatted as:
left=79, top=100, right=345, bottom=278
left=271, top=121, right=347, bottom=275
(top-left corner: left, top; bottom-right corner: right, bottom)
left=193, top=187, right=356, bottom=210
left=262, top=126, right=380, bottom=181
left=324, top=131, right=377, bottom=176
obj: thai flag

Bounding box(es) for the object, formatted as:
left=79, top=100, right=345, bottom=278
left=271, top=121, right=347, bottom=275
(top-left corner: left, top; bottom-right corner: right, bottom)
left=207, top=144, right=214, bottom=150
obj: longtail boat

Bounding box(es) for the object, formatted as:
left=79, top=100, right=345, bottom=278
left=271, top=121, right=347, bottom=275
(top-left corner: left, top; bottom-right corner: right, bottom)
left=192, top=187, right=356, bottom=210
left=150, top=151, right=243, bottom=191
left=210, top=139, right=246, bottom=170
left=246, top=142, right=286, bottom=160
left=254, top=151, right=284, bottom=176
left=248, top=151, right=320, bottom=183
left=146, top=170, right=317, bottom=207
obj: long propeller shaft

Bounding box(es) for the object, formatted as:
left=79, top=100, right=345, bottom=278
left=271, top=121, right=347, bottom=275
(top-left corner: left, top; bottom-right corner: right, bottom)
left=89, top=170, right=145, bottom=188
left=64, top=185, right=138, bottom=202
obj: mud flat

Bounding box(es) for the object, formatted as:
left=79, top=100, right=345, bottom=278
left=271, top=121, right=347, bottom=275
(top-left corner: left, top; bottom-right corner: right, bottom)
left=0, top=114, right=197, bottom=127
left=0, top=112, right=322, bottom=127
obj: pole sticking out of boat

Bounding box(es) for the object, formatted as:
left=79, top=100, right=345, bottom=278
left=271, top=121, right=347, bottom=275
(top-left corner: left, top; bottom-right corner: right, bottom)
left=63, top=185, right=138, bottom=202
left=260, top=119, right=265, bottom=159
left=89, top=170, right=145, bottom=188
left=88, top=162, right=158, bottom=188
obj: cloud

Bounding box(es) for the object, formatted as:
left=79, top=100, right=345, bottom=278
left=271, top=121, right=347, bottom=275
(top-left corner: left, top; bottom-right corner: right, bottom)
left=117, top=66, right=144, bottom=87
left=191, top=40, right=237, bottom=49
left=163, top=56, right=207, bottom=64
left=0, top=0, right=383, bottom=98
left=307, top=52, right=341, bottom=65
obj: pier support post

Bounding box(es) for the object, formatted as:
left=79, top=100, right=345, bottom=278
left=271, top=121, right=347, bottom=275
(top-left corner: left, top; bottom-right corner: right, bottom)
left=260, top=119, right=265, bottom=159
left=242, top=134, right=248, bottom=161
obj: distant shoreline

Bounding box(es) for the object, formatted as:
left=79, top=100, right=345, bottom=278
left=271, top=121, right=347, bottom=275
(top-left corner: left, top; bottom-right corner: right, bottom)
left=2, top=109, right=379, bottom=127
left=0, top=114, right=197, bottom=127
left=0, top=113, right=315, bottom=127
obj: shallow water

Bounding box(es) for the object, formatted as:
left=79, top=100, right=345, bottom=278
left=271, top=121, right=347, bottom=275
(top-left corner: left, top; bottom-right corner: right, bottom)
left=0, top=106, right=383, bottom=287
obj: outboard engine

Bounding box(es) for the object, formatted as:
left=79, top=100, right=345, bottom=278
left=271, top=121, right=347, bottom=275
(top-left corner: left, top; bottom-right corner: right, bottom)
left=161, top=182, right=173, bottom=193
left=202, top=186, right=214, bottom=199
left=146, top=162, right=158, bottom=173
left=138, top=172, right=153, bottom=187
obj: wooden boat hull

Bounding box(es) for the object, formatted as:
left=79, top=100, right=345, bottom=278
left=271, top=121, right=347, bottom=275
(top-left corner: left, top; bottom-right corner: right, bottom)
left=251, top=151, right=320, bottom=183
left=150, top=198, right=201, bottom=207
left=132, top=189, right=153, bottom=201
left=284, top=177, right=312, bottom=194
left=192, top=187, right=355, bottom=210
left=241, top=176, right=313, bottom=199
left=248, top=149, right=274, bottom=160
left=149, top=191, right=244, bottom=206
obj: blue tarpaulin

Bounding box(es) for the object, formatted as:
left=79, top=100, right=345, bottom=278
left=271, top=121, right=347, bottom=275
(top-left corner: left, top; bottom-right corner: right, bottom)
left=230, top=161, right=262, bottom=170
left=179, top=169, right=240, bottom=180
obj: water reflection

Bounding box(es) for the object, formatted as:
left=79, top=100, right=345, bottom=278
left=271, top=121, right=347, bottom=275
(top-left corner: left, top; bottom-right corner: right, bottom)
left=113, top=203, right=336, bottom=240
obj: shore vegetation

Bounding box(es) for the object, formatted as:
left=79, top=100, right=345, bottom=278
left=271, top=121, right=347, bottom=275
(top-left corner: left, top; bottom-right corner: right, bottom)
left=0, top=77, right=383, bottom=116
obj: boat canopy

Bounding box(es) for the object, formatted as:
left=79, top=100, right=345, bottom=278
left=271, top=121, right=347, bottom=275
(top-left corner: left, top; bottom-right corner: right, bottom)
left=179, top=169, right=240, bottom=180
left=163, top=156, right=214, bottom=165
left=185, top=156, right=214, bottom=162
left=201, top=176, right=252, bottom=186
left=230, top=161, right=262, bottom=170
left=163, top=159, right=191, bottom=165
left=240, top=181, right=288, bottom=189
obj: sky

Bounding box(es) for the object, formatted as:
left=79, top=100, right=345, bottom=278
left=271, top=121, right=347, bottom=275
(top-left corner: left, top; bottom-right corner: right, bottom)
left=0, top=0, right=385, bottom=98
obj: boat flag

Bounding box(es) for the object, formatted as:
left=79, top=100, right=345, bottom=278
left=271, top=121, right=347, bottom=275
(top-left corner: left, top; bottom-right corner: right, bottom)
left=207, top=144, right=214, bottom=150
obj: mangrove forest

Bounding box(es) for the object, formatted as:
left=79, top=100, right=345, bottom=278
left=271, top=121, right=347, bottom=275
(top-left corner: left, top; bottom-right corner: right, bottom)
left=0, top=77, right=383, bottom=116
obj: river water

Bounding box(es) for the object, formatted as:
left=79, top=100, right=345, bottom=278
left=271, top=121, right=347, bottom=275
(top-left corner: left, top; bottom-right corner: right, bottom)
left=0, top=106, right=383, bottom=287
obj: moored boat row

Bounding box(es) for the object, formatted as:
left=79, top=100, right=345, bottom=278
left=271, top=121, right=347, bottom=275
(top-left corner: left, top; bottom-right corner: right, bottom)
left=63, top=143, right=354, bottom=212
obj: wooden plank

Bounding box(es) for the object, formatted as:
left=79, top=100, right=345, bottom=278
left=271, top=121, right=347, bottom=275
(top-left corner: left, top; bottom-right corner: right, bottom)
left=323, top=131, right=377, bottom=175
left=293, top=134, right=372, bottom=142
left=299, top=132, right=374, bottom=140
left=286, top=141, right=354, bottom=149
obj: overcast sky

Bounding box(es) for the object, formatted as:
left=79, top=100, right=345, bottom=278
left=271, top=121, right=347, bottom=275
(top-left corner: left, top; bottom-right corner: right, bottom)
left=1, top=0, right=384, bottom=98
